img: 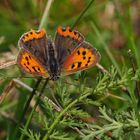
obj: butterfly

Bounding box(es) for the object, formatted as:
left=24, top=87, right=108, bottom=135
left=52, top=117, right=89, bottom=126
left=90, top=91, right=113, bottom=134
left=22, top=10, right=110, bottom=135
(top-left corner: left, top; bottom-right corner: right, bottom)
left=17, top=26, right=101, bottom=80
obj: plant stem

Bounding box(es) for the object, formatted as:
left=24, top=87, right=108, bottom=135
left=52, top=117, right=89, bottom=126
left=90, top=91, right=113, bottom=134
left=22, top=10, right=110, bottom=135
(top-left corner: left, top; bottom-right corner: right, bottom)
left=127, top=50, right=140, bottom=126
left=20, top=79, right=49, bottom=140
left=71, top=0, right=95, bottom=29
left=42, top=91, right=92, bottom=140
left=39, top=0, right=54, bottom=29
left=20, top=77, right=42, bottom=122
left=96, top=63, right=111, bottom=77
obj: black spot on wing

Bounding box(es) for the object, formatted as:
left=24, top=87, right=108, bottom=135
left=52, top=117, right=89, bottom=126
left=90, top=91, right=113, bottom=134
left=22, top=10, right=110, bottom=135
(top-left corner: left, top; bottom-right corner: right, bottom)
left=26, top=66, right=31, bottom=72
left=77, top=62, right=82, bottom=68
left=83, top=56, right=86, bottom=60
left=82, top=51, right=86, bottom=55
left=85, top=64, right=88, bottom=67
left=88, top=57, right=91, bottom=60
left=77, top=50, right=80, bottom=55
left=71, top=64, right=75, bottom=69
left=25, top=56, right=29, bottom=61
left=29, top=55, right=31, bottom=59
left=23, top=63, right=31, bottom=72
left=87, top=60, right=90, bottom=63
left=26, top=34, right=29, bottom=37
left=27, top=62, right=30, bottom=65
left=32, top=66, right=37, bottom=72
left=74, top=31, right=77, bottom=35
left=82, top=50, right=87, bottom=60
left=38, top=67, right=41, bottom=72
left=22, top=36, right=25, bottom=40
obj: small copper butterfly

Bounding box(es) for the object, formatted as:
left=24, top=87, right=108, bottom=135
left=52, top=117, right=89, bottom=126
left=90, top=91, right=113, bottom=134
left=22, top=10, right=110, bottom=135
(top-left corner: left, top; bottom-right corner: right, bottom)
left=17, top=26, right=101, bottom=80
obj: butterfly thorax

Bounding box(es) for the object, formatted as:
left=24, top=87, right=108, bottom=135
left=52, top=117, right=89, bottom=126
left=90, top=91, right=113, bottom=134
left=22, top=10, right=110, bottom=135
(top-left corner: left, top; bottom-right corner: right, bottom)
left=47, top=39, right=60, bottom=80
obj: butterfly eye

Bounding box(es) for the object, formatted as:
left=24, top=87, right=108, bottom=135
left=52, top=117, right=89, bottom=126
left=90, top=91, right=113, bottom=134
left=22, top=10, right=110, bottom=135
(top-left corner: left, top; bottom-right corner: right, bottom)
left=77, top=62, right=82, bottom=68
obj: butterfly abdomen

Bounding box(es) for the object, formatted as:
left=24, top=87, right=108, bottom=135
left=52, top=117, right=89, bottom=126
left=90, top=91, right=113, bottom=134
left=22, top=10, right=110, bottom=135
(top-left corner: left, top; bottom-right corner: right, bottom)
left=47, top=39, right=60, bottom=80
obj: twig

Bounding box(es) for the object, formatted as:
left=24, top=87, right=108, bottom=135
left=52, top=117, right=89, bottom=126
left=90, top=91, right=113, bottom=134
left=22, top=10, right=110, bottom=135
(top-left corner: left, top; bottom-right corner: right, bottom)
left=14, top=78, right=61, bottom=112
left=14, top=79, right=33, bottom=91
left=0, top=59, right=16, bottom=69
left=96, top=63, right=111, bottom=77
left=0, top=80, right=16, bottom=104
left=42, top=95, right=62, bottom=112
left=39, top=0, right=54, bottom=29
left=71, top=127, right=85, bottom=136
left=0, top=111, right=18, bottom=124
left=98, top=92, right=127, bottom=102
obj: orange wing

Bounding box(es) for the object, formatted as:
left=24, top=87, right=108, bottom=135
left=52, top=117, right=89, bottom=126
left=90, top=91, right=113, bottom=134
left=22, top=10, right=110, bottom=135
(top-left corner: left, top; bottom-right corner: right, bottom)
left=61, top=42, right=100, bottom=75
left=17, top=49, right=49, bottom=78
left=18, top=29, right=48, bottom=67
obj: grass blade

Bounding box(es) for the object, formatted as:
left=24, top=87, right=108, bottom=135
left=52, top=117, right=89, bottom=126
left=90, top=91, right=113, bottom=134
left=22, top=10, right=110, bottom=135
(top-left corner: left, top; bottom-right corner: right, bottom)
left=90, top=22, right=121, bottom=76
left=71, top=0, right=95, bottom=29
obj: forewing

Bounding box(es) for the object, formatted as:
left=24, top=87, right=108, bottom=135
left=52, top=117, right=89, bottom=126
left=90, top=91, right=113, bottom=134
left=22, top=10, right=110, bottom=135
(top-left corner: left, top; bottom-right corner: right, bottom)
left=18, top=29, right=48, bottom=66
left=17, top=49, right=49, bottom=78
left=54, top=26, right=84, bottom=64
left=61, top=42, right=100, bottom=76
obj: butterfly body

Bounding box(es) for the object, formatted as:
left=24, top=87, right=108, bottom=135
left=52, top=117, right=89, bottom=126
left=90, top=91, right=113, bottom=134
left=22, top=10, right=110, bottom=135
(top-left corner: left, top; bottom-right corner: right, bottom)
left=46, top=39, right=60, bottom=80
left=17, top=26, right=100, bottom=80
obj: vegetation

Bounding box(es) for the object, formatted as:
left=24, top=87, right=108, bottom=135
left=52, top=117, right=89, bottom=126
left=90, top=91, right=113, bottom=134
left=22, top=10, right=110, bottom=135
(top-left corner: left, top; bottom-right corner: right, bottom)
left=0, top=0, right=140, bottom=139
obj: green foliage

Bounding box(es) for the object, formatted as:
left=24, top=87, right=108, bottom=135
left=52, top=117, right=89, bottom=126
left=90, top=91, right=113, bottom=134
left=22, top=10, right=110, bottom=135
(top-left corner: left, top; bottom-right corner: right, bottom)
left=20, top=128, right=41, bottom=140
left=81, top=107, right=139, bottom=140
left=18, top=66, right=140, bottom=140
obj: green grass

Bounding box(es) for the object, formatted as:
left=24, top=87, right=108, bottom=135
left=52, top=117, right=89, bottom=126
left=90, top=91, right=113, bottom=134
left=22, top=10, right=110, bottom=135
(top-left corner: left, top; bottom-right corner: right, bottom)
left=0, top=0, right=140, bottom=140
